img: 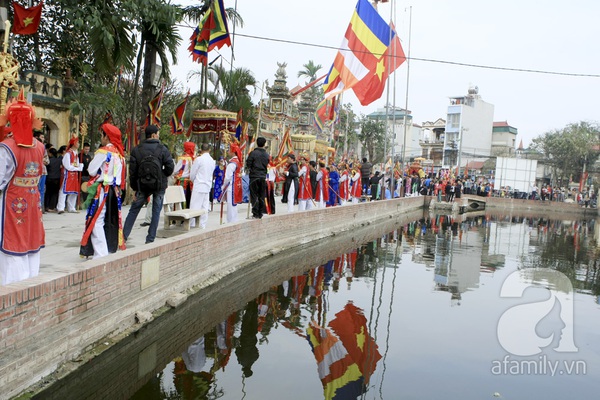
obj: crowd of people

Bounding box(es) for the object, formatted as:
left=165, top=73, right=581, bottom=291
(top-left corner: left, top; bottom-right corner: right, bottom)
left=1, top=97, right=596, bottom=286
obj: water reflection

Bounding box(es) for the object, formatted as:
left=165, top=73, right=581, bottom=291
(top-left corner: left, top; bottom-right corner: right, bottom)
left=136, top=212, right=600, bottom=399
left=33, top=211, right=600, bottom=399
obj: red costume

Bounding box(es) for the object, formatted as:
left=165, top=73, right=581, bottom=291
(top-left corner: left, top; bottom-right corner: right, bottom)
left=351, top=170, right=362, bottom=198
left=315, top=167, right=329, bottom=203
left=0, top=138, right=45, bottom=255
left=298, top=164, right=313, bottom=200
left=339, top=170, right=350, bottom=201
left=230, top=156, right=243, bottom=205
left=61, top=146, right=81, bottom=194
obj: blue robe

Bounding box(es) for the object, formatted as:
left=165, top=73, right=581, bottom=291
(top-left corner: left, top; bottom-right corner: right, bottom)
left=213, top=165, right=225, bottom=202
left=327, top=170, right=340, bottom=206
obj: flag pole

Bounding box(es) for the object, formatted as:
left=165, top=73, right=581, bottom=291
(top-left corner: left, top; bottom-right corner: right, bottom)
left=401, top=5, right=412, bottom=190
left=390, top=0, right=398, bottom=197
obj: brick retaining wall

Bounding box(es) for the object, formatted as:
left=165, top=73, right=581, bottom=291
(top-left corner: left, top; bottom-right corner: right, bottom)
left=425, top=195, right=597, bottom=217
left=0, top=196, right=423, bottom=399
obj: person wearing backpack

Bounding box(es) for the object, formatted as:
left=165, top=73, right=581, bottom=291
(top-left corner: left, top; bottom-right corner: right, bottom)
left=123, top=125, right=175, bottom=244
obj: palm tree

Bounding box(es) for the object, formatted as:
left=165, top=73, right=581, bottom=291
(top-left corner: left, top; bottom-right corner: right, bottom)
left=297, top=60, right=323, bottom=106
left=136, top=1, right=183, bottom=125
left=203, top=64, right=257, bottom=125
left=297, top=60, right=322, bottom=83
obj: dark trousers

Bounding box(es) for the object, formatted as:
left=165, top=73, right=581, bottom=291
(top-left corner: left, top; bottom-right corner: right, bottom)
left=249, top=177, right=266, bottom=218
left=45, top=178, right=60, bottom=210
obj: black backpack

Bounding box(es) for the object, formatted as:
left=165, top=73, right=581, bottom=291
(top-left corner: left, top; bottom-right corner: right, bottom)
left=137, top=145, right=163, bottom=194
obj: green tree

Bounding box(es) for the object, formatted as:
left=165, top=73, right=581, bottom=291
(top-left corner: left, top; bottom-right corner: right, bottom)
left=297, top=60, right=322, bottom=106
left=204, top=64, right=257, bottom=125
left=297, top=60, right=322, bottom=83
left=336, top=103, right=359, bottom=157
left=359, top=117, right=387, bottom=163
left=530, top=121, right=600, bottom=184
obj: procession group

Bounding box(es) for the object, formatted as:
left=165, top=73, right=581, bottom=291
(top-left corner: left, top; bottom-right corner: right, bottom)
left=0, top=104, right=383, bottom=287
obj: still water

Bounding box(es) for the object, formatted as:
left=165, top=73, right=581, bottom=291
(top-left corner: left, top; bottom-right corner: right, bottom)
left=37, top=212, right=600, bottom=399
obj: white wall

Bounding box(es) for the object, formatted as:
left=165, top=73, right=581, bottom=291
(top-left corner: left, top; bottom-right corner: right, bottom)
left=495, top=157, right=537, bottom=192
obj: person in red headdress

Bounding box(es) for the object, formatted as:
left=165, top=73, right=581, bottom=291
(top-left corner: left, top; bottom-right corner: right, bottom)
left=0, top=89, right=45, bottom=285
left=173, top=141, right=196, bottom=208
left=222, top=142, right=243, bottom=223
left=57, top=136, right=84, bottom=213
left=79, top=123, right=126, bottom=259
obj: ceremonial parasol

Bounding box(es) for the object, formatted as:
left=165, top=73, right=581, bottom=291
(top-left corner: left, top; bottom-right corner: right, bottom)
left=191, top=109, right=237, bottom=158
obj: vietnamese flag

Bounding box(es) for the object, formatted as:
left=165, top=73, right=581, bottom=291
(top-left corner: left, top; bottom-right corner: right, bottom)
left=12, top=1, right=43, bottom=35
left=328, top=302, right=382, bottom=383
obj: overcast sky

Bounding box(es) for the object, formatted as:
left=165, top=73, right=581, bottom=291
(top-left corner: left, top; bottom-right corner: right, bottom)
left=172, top=0, right=600, bottom=147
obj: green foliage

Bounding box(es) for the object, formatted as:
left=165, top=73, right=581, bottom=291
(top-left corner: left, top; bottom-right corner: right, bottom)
left=530, top=121, right=600, bottom=183
left=297, top=60, right=323, bottom=107
left=203, top=64, right=257, bottom=126
left=335, top=103, right=359, bottom=153
left=359, top=117, right=387, bottom=163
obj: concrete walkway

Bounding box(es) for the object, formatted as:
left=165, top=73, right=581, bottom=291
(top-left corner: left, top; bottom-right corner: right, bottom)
left=41, top=199, right=285, bottom=273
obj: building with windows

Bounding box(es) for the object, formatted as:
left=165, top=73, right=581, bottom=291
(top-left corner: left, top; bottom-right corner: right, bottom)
left=491, top=121, right=518, bottom=156
left=419, top=118, right=446, bottom=167
left=443, top=86, right=494, bottom=173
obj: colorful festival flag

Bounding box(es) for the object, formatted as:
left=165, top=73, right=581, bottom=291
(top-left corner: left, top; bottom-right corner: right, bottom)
left=276, top=127, right=294, bottom=161
left=188, top=0, right=231, bottom=65
left=306, top=321, right=365, bottom=400
left=145, top=85, right=164, bottom=128
left=12, top=0, right=43, bottom=35
left=234, top=108, right=243, bottom=141
left=314, top=96, right=339, bottom=133
left=328, top=302, right=382, bottom=383
left=323, top=0, right=405, bottom=106
left=169, top=91, right=190, bottom=135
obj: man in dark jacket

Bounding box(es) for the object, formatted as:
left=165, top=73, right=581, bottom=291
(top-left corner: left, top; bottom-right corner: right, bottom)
left=360, top=157, right=372, bottom=195
left=123, top=125, right=174, bottom=244
left=245, top=137, right=270, bottom=219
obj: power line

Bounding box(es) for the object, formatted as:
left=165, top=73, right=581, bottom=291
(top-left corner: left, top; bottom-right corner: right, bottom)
left=228, top=32, right=600, bottom=78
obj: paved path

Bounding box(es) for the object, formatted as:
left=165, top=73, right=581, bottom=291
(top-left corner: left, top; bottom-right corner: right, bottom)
left=41, top=199, right=288, bottom=273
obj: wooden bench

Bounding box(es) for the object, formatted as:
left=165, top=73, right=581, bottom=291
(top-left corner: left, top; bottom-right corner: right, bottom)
left=163, top=185, right=206, bottom=231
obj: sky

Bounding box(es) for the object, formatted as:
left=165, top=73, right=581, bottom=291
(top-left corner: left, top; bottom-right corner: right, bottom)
left=171, top=0, right=600, bottom=147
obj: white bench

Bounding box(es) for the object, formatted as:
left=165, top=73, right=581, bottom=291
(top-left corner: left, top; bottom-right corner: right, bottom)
left=163, top=185, right=206, bottom=231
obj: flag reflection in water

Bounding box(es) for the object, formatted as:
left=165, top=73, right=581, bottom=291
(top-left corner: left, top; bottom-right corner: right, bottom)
left=307, top=302, right=382, bottom=400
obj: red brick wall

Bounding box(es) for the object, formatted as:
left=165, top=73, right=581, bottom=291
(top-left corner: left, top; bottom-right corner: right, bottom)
left=0, top=196, right=424, bottom=399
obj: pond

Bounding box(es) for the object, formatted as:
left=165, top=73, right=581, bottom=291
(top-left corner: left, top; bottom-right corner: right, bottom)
left=34, top=211, right=600, bottom=400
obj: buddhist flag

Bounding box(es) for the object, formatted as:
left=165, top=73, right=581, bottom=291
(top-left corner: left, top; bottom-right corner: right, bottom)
left=189, top=0, right=231, bottom=65
left=12, top=0, right=43, bottom=35
left=323, top=0, right=405, bottom=106
left=306, top=321, right=365, bottom=400
left=170, top=91, right=189, bottom=135
left=145, top=86, right=164, bottom=128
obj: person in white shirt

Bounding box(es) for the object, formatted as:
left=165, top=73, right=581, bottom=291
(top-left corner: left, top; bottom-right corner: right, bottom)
left=189, top=143, right=216, bottom=228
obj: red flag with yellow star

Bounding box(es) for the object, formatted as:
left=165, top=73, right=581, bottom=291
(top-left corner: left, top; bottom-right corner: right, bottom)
left=328, top=302, right=382, bottom=383
left=12, top=1, right=43, bottom=35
